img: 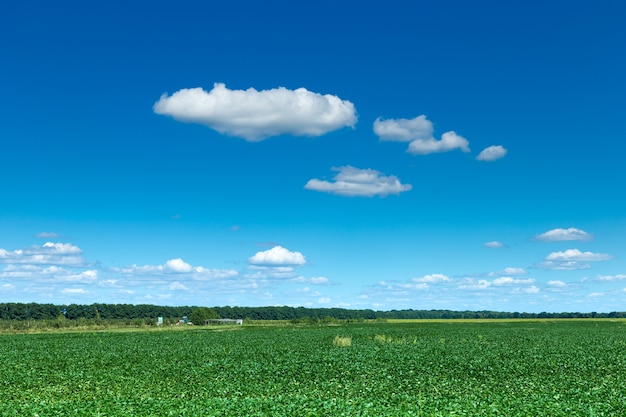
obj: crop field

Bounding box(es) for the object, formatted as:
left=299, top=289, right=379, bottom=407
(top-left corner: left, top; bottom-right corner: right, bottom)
left=1, top=320, right=625, bottom=416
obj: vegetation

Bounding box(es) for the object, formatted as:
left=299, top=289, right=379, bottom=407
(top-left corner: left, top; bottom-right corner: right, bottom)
left=1, top=320, right=625, bottom=415
left=0, top=302, right=623, bottom=325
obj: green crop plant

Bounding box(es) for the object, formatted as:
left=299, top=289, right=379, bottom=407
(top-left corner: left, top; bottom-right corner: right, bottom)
left=1, top=320, right=625, bottom=415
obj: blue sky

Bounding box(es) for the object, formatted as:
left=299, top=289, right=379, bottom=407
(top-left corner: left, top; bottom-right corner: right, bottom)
left=1, top=0, right=625, bottom=312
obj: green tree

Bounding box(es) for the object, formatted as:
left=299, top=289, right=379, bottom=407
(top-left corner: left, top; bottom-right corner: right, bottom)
left=190, top=308, right=220, bottom=325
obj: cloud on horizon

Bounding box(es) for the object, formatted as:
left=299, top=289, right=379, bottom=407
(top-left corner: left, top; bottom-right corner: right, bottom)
left=373, top=115, right=470, bottom=155
left=153, top=83, right=357, bottom=141
left=305, top=166, right=412, bottom=197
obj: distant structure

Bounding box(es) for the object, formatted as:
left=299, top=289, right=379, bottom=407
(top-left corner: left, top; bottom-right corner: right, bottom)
left=205, top=318, right=243, bottom=325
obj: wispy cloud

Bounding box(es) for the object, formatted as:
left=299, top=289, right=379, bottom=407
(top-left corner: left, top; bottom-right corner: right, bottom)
left=476, top=145, right=507, bottom=161
left=596, top=274, right=626, bottom=281
left=0, top=242, right=86, bottom=266
left=305, top=166, right=412, bottom=197
left=36, top=232, right=60, bottom=238
left=373, top=115, right=470, bottom=155
left=535, top=228, right=593, bottom=242
left=484, top=241, right=505, bottom=248
left=154, top=83, right=357, bottom=141
left=545, top=249, right=612, bottom=262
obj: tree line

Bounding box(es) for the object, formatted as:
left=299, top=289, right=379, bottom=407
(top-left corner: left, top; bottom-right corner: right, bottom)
left=0, top=302, right=624, bottom=322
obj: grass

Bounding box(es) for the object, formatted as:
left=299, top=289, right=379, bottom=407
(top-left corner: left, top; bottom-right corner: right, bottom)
left=1, top=320, right=625, bottom=416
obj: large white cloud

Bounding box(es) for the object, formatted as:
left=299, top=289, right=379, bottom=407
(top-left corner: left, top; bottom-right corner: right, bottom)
left=476, top=145, right=507, bottom=161
left=373, top=115, right=470, bottom=155
left=304, top=166, right=412, bottom=197
left=153, top=83, right=357, bottom=141
left=535, top=228, right=593, bottom=242
left=248, top=246, right=306, bottom=266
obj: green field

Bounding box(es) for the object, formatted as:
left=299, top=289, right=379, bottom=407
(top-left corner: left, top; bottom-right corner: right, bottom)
left=1, top=320, right=625, bottom=416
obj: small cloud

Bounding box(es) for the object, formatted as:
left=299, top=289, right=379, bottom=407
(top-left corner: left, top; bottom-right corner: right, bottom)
left=373, top=115, right=470, bottom=155
left=154, top=83, right=357, bottom=141
left=230, top=225, right=240, bottom=231
left=408, top=131, right=470, bottom=155
left=535, top=228, right=593, bottom=242
left=484, top=241, right=504, bottom=248
left=36, top=232, right=60, bottom=238
left=61, top=288, right=88, bottom=295
left=169, top=282, right=189, bottom=290
left=492, top=277, right=534, bottom=286
left=458, top=279, right=492, bottom=290
left=548, top=280, right=568, bottom=287
left=318, top=297, right=331, bottom=304
left=164, top=258, right=193, bottom=273
left=513, top=285, right=539, bottom=294
left=476, top=145, right=507, bottom=161
left=499, top=267, right=526, bottom=276
left=537, top=261, right=591, bottom=271
left=412, top=274, right=450, bottom=283
left=310, top=276, right=330, bottom=284
left=248, top=246, right=306, bottom=266
left=305, top=166, right=412, bottom=197
left=596, top=274, right=626, bottom=281
left=545, top=249, right=612, bottom=262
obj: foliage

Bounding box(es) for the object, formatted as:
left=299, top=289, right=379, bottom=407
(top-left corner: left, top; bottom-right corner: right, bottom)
left=1, top=320, right=625, bottom=415
left=1, top=302, right=625, bottom=324
left=189, top=307, right=220, bottom=325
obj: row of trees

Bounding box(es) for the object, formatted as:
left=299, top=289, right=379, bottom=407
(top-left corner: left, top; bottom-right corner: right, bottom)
left=0, top=302, right=623, bottom=322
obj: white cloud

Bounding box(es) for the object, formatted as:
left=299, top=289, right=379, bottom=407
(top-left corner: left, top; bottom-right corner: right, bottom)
left=248, top=246, right=306, bottom=266
left=408, top=131, right=470, bottom=155
left=36, top=232, right=60, bottom=238
left=318, top=297, right=331, bottom=304
left=513, top=285, right=539, bottom=294
left=499, top=267, right=526, bottom=276
left=412, top=274, right=450, bottom=283
left=305, top=166, right=412, bottom=197
left=596, top=274, right=626, bottom=281
left=169, top=282, right=189, bottom=291
left=535, top=228, right=593, bottom=242
left=246, top=265, right=297, bottom=280
left=476, top=145, right=507, bottom=161
left=484, top=241, right=504, bottom=248
left=164, top=258, right=193, bottom=273
left=310, top=276, right=330, bottom=284
left=374, top=115, right=470, bottom=155
left=113, top=259, right=238, bottom=280
left=0, top=242, right=85, bottom=266
left=61, top=288, right=88, bottom=295
left=537, top=261, right=591, bottom=271
left=153, top=83, right=357, bottom=141
left=546, top=249, right=612, bottom=262
left=458, top=279, right=492, bottom=290
left=548, top=280, right=568, bottom=287
left=373, top=115, right=433, bottom=142
left=492, top=277, right=534, bottom=286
